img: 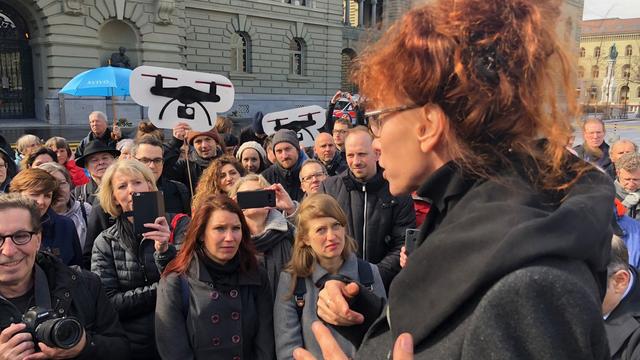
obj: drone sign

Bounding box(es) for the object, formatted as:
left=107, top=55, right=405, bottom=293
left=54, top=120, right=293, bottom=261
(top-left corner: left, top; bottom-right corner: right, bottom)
left=130, top=66, right=235, bottom=132
left=262, top=105, right=326, bottom=148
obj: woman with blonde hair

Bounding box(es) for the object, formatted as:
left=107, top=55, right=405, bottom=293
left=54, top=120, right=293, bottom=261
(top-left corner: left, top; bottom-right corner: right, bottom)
left=192, top=155, right=245, bottom=210
left=274, top=193, right=385, bottom=359
left=301, top=0, right=614, bottom=358
left=91, top=160, right=172, bottom=359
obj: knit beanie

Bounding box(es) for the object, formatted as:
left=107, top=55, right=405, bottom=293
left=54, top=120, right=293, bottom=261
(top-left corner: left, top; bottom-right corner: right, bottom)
left=186, top=128, right=222, bottom=145
left=272, top=129, right=300, bottom=152
left=236, top=141, right=267, bottom=162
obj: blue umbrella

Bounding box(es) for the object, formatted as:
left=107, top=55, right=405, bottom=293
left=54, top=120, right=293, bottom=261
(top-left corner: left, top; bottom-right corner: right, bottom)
left=59, top=66, right=132, bottom=96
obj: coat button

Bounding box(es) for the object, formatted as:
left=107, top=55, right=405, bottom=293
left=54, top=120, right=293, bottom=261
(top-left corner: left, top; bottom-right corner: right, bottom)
left=58, top=309, right=65, bottom=314
left=212, top=337, right=220, bottom=346
left=71, top=275, right=77, bottom=281
left=229, top=289, right=238, bottom=298
left=231, top=335, right=240, bottom=344
left=210, top=291, right=219, bottom=300
left=231, top=312, right=240, bottom=320
left=64, top=291, right=70, bottom=298
left=211, top=314, right=220, bottom=324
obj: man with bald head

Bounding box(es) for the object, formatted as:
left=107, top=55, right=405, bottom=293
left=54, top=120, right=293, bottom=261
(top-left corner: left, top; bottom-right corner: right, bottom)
left=611, top=139, right=637, bottom=166
left=314, top=132, right=347, bottom=176
left=75, top=111, right=121, bottom=158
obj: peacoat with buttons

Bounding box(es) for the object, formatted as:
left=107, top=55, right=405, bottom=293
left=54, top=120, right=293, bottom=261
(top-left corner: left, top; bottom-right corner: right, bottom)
left=155, top=252, right=275, bottom=360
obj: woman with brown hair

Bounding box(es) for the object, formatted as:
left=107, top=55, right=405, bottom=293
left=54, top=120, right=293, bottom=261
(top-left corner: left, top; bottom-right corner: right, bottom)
left=191, top=155, right=245, bottom=210
left=274, top=193, right=385, bottom=359
left=298, top=0, right=614, bottom=358
left=155, top=194, right=274, bottom=359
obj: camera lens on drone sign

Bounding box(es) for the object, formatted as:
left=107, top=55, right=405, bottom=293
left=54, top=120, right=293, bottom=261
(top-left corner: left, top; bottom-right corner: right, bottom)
left=129, top=66, right=235, bottom=132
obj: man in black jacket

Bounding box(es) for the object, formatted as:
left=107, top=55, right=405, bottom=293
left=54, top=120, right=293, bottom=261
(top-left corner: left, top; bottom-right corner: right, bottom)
left=0, top=194, right=129, bottom=359
left=604, top=235, right=640, bottom=360
left=319, top=127, right=415, bottom=289
left=75, top=111, right=121, bottom=158
left=314, top=132, right=347, bottom=176
left=261, top=129, right=307, bottom=201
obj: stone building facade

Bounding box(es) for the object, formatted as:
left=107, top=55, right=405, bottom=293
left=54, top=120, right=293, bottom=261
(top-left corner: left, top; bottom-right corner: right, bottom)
left=578, top=17, right=640, bottom=116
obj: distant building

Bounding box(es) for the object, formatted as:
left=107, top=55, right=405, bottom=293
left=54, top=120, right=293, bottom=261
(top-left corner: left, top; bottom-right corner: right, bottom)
left=578, top=18, right=640, bottom=117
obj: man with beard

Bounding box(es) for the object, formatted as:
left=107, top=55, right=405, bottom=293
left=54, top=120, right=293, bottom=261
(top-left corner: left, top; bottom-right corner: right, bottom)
left=75, top=111, right=121, bottom=158
left=314, top=132, right=347, bottom=176
left=261, top=129, right=306, bottom=201
left=74, top=141, right=120, bottom=205
left=319, top=127, right=416, bottom=289
left=574, top=118, right=614, bottom=178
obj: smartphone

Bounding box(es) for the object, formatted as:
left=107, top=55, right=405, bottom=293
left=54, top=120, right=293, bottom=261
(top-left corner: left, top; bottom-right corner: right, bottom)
left=132, top=191, right=165, bottom=236
left=236, top=190, right=276, bottom=209
left=405, top=228, right=420, bottom=255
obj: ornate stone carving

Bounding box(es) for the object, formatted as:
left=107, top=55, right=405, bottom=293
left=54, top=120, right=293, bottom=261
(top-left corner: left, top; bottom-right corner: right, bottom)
left=62, top=0, right=83, bottom=15
left=155, top=0, right=175, bottom=25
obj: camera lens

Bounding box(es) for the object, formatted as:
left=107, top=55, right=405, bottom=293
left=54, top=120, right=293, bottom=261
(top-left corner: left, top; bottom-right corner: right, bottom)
left=36, top=318, right=83, bottom=349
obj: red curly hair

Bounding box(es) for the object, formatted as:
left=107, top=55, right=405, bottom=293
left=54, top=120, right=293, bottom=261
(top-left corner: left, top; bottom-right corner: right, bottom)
left=354, top=0, right=587, bottom=189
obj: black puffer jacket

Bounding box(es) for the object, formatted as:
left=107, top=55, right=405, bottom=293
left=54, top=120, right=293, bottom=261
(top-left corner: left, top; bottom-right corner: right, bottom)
left=319, top=169, right=416, bottom=289
left=317, top=152, right=348, bottom=177
left=0, top=252, right=130, bottom=359
left=91, top=217, right=178, bottom=359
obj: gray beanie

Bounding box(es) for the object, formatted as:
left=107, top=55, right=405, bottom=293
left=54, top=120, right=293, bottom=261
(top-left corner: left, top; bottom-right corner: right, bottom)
left=271, top=129, right=300, bottom=152
left=236, top=141, right=267, bottom=161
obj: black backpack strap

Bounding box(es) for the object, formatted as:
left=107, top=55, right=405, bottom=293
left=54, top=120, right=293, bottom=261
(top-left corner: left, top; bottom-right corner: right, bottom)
left=79, top=201, right=88, bottom=225
left=178, top=274, right=189, bottom=319
left=356, top=258, right=374, bottom=291
left=293, top=276, right=306, bottom=321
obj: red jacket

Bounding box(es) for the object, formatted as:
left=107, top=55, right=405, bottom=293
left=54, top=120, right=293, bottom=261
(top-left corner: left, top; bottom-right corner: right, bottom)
left=66, top=159, right=90, bottom=186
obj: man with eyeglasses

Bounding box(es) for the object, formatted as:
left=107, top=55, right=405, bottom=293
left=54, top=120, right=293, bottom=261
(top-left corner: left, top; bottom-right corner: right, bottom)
left=314, top=133, right=347, bottom=176
left=332, top=117, right=352, bottom=157
left=615, top=153, right=640, bottom=220
left=0, top=193, right=129, bottom=359
left=299, top=160, right=328, bottom=196
left=319, top=127, right=416, bottom=290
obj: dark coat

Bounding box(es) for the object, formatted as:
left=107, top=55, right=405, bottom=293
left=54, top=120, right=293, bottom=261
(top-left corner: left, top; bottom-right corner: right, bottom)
left=75, top=128, right=118, bottom=158
left=606, top=266, right=640, bottom=360
left=91, top=218, right=178, bottom=359
left=574, top=142, right=615, bottom=178
left=319, top=169, right=416, bottom=289
left=338, top=161, right=613, bottom=359
left=261, top=158, right=305, bottom=202
left=155, top=254, right=275, bottom=360
left=0, top=252, right=130, bottom=359
left=316, top=152, right=348, bottom=177
left=163, top=136, right=222, bottom=195
left=41, top=208, right=83, bottom=267
left=73, top=177, right=100, bottom=206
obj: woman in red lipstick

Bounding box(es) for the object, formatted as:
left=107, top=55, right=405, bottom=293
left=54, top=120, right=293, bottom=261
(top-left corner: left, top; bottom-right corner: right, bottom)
left=273, top=193, right=386, bottom=359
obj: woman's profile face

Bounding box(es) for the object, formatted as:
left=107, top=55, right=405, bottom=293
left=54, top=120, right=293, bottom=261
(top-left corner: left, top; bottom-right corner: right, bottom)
left=304, top=216, right=345, bottom=262
left=218, top=164, right=241, bottom=194
left=50, top=171, right=71, bottom=208
left=112, top=171, right=152, bottom=213
left=203, top=209, right=242, bottom=265
left=20, top=190, right=53, bottom=216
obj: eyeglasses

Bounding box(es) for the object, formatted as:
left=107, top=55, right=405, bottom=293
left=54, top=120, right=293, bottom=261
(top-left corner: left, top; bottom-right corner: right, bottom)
left=136, top=157, right=164, bottom=166
left=0, top=162, right=6, bottom=169
left=365, top=104, right=422, bottom=138
left=0, top=231, right=37, bottom=248
left=301, top=171, right=327, bottom=183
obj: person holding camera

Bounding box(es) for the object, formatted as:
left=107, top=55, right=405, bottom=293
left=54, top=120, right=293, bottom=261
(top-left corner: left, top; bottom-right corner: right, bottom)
left=90, top=160, right=172, bottom=360
left=0, top=193, right=129, bottom=360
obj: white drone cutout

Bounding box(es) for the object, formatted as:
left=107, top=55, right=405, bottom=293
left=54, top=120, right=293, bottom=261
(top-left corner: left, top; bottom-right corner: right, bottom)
left=130, top=66, right=235, bottom=132
left=262, top=105, right=326, bottom=148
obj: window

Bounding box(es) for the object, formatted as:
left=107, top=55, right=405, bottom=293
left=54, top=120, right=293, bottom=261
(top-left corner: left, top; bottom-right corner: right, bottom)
left=626, top=45, right=633, bottom=56
left=637, top=87, right=640, bottom=98
left=620, top=86, right=629, bottom=102
left=623, top=64, right=631, bottom=79
left=577, top=66, right=584, bottom=79
left=289, top=38, right=304, bottom=75
left=230, top=32, right=250, bottom=73
left=592, top=65, right=599, bottom=78
left=285, top=0, right=307, bottom=5
left=580, top=47, right=585, bottom=57
left=594, top=47, right=601, bottom=57
left=589, top=86, right=598, bottom=100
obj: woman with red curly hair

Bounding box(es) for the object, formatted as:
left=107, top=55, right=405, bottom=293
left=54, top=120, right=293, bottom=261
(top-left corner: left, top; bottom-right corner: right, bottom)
left=297, top=0, right=613, bottom=358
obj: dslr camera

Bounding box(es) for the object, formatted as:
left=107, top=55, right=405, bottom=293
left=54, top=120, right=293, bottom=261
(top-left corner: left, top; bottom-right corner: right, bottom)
left=22, top=306, right=83, bottom=349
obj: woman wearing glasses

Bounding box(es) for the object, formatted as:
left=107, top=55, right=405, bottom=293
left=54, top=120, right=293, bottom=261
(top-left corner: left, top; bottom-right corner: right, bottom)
left=298, top=0, right=614, bottom=358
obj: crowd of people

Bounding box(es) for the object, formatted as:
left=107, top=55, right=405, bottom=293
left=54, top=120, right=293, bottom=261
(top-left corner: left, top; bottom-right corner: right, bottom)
left=0, top=0, right=639, bottom=358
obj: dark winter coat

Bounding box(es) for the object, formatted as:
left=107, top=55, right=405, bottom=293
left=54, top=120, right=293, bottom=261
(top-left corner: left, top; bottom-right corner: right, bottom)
left=606, top=266, right=640, bottom=360
left=319, top=169, right=416, bottom=289
left=574, top=142, right=615, bottom=178
left=91, top=217, right=179, bottom=359
left=73, top=177, right=100, bottom=206
left=155, top=252, right=275, bottom=360
left=163, top=136, right=222, bottom=195
left=261, top=154, right=306, bottom=202
left=316, top=152, right=347, bottom=177
left=336, top=161, right=613, bottom=359
left=0, top=252, right=130, bottom=359
left=75, top=128, right=118, bottom=158
left=41, top=208, right=83, bottom=267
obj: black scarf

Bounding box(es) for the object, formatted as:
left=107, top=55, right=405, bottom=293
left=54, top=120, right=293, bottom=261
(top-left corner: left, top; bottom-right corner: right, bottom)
left=197, top=247, right=240, bottom=284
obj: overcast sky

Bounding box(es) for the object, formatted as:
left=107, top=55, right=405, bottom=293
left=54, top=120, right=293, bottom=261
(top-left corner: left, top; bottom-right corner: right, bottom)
left=583, top=0, right=640, bottom=20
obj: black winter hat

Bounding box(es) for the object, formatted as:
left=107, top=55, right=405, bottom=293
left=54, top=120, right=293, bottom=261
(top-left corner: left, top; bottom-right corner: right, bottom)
left=271, top=129, right=300, bottom=153
left=76, top=140, right=120, bottom=168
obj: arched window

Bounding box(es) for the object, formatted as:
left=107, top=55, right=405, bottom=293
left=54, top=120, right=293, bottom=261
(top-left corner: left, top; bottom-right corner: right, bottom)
left=580, top=47, right=585, bottom=57
left=230, top=32, right=250, bottom=73
left=577, top=66, right=584, bottom=79
left=620, top=86, right=630, bottom=102
left=626, top=45, right=633, bottom=56
left=341, top=48, right=357, bottom=92
left=289, top=38, right=304, bottom=75
left=594, top=47, right=601, bottom=57
left=637, top=87, right=640, bottom=98
left=592, top=65, right=599, bottom=78
left=623, top=64, right=631, bottom=79
left=589, top=86, right=598, bottom=100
